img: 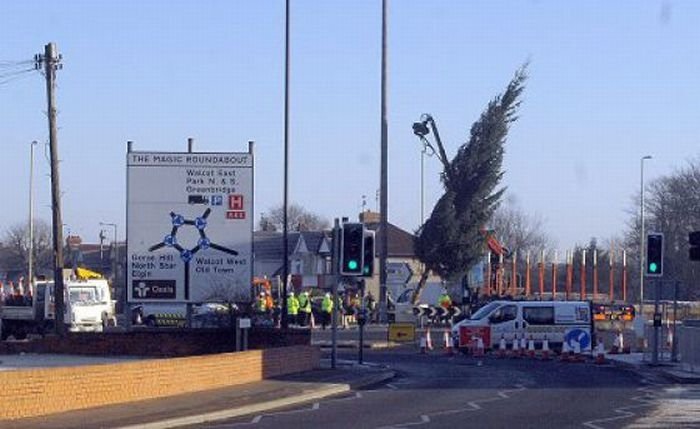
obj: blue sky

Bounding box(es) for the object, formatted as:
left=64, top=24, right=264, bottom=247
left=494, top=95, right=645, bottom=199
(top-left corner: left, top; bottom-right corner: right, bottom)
left=1, top=0, right=698, bottom=250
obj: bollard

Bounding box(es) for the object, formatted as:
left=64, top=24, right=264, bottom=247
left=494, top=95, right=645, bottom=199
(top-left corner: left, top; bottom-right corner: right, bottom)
left=444, top=330, right=454, bottom=356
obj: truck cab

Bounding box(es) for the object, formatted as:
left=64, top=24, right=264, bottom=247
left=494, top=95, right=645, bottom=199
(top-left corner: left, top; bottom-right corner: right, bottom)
left=1, top=278, right=115, bottom=340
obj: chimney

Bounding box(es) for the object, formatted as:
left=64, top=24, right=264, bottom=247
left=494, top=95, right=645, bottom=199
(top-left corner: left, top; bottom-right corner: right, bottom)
left=359, top=210, right=380, bottom=224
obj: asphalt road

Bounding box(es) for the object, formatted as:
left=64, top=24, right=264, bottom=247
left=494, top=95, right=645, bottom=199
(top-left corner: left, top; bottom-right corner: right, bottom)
left=194, top=346, right=692, bottom=429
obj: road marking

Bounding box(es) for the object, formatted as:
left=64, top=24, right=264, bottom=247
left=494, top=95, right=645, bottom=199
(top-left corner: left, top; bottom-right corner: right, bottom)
left=582, top=385, right=658, bottom=429
left=377, top=384, right=527, bottom=428
left=386, top=383, right=398, bottom=390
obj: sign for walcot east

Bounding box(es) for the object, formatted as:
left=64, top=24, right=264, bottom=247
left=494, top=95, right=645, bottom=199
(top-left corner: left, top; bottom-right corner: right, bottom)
left=127, top=150, right=253, bottom=303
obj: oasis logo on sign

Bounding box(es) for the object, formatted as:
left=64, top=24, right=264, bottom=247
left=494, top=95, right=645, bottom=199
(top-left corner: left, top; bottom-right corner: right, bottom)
left=132, top=280, right=176, bottom=299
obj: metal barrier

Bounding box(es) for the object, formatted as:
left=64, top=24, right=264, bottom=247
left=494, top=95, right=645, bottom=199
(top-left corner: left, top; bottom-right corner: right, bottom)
left=679, top=325, right=700, bottom=373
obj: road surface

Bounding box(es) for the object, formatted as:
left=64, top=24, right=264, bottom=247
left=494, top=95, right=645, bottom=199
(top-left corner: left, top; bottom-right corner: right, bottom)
left=192, top=346, right=697, bottom=428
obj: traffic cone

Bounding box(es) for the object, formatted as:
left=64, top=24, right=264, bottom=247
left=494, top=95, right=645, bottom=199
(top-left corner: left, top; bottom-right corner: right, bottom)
left=444, top=330, right=454, bottom=356
left=426, top=328, right=434, bottom=351
left=474, top=337, right=485, bottom=358
left=498, top=335, right=507, bottom=358
left=520, top=336, right=527, bottom=357
left=561, top=341, right=571, bottom=362
left=610, top=335, right=622, bottom=355
left=419, top=334, right=427, bottom=354
left=572, top=341, right=583, bottom=363
left=527, top=337, right=536, bottom=358
left=511, top=335, right=520, bottom=358
left=621, top=332, right=630, bottom=354
left=594, top=341, right=606, bottom=365
left=541, top=336, right=551, bottom=360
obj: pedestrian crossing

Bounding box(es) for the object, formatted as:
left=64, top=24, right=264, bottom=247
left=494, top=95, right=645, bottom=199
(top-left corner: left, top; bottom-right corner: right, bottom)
left=627, top=386, right=700, bottom=428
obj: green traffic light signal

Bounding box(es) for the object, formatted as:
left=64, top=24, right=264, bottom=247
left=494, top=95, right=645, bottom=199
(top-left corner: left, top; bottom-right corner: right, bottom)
left=348, top=260, right=358, bottom=270
left=648, top=262, right=658, bottom=273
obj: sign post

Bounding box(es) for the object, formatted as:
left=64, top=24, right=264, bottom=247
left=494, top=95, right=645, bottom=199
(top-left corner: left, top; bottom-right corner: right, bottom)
left=126, top=146, right=254, bottom=313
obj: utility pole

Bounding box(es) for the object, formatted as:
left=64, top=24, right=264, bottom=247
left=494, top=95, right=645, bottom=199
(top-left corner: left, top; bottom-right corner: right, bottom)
left=379, top=0, right=389, bottom=323
left=28, top=140, right=37, bottom=288
left=281, top=0, right=291, bottom=329
left=38, top=42, right=66, bottom=336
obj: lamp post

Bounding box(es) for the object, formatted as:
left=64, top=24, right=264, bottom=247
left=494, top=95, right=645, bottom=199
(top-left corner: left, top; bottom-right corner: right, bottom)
left=100, top=222, right=118, bottom=284
left=28, top=141, right=37, bottom=287
left=640, top=155, right=652, bottom=315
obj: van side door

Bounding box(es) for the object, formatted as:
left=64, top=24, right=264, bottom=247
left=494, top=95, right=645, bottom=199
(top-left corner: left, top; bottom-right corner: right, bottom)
left=523, top=306, right=555, bottom=345
left=488, top=304, right=518, bottom=342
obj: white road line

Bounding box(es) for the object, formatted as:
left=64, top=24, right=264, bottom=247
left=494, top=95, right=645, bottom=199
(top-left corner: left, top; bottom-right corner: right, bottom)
left=582, top=386, right=658, bottom=429
left=377, top=384, right=527, bottom=428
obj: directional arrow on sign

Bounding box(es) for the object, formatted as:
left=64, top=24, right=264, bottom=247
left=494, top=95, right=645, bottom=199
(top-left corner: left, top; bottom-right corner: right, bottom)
left=451, top=306, right=462, bottom=318
left=412, top=306, right=425, bottom=317
left=427, top=306, right=438, bottom=318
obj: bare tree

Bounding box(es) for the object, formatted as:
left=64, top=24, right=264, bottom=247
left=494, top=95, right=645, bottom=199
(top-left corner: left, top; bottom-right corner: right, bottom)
left=1, top=219, right=53, bottom=276
left=489, top=195, right=553, bottom=255
left=623, top=159, right=700, bottom=300
left=260, top=203, right=330, bottom=232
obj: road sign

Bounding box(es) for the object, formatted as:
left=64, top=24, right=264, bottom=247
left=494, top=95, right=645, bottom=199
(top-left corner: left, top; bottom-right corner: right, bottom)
left=451, top=306, right=462, bottom=318
left=127, top=150, right=253, bottom=303
left=564, top=328, right=591, bottom=351
left=386, top=262, right=413, bottom=284
left=388, top=323, right=416, bottom=342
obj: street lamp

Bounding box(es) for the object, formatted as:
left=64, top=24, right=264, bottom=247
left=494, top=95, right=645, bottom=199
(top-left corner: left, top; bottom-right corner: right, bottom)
left=28, top=141, right=37, bottom=287
left=100, top=222, right=118, bottom=284
left=640, top=155, right=652, bottom=314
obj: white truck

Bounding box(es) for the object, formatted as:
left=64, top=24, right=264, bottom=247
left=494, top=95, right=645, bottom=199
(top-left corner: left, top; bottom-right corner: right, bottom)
left=0, top=278, right=116, bottom=340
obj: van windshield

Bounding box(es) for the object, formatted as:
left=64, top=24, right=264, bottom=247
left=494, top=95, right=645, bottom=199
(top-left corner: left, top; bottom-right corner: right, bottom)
left=69, top=287, right=99, bottom=305
left=470, top=302, right=500, bottom=320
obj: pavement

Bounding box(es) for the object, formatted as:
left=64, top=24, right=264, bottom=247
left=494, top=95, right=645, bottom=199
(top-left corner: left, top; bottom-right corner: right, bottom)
left=606, top=352, right=700, bottom=384
left=3, top=361, right=395, bottom=429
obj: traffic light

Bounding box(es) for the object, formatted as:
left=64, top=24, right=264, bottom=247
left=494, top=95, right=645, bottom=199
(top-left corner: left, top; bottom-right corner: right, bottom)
left=689, top=231, right=700, bottom=261
left=646, top=232, right=664, bottom=277
left=340, top=223, right=364, bottom=276
left=362, top=230, right=375, bottom=277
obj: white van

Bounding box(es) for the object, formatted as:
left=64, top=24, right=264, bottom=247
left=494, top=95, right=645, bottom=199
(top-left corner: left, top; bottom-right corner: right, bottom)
left=452, top=300, right=593, bottom=352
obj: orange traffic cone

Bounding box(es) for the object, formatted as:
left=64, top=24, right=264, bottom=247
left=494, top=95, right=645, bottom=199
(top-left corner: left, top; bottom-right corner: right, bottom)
left=594, top=341, right=606, bottom=365
left=541, top=336, right=551, bottom=360
left=474, top=337, right=485, bottom=358
left=520, top=336, right=527, bottom=357
left=511, top=335, right=520, bottom=358
left=497, top=335, right=507, bottom=358
left=444, top=330, right=454, bottom=356
left=572, top=341, right=583, bottom=363
left=527, top=337, right=536, bottom=358
left=561, top=341, right=571, bottom=362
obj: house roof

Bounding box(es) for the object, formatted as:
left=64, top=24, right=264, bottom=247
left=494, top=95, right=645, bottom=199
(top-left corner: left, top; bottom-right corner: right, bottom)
left=253, top=230, right=331, bottom=260
left=364, top=222, right=416, bottom=258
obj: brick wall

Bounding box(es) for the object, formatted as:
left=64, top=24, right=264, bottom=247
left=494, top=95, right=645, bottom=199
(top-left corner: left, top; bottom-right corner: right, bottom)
left=0, top=328, right=310, bottom=357
left=0, top=345, right=320, bottom=421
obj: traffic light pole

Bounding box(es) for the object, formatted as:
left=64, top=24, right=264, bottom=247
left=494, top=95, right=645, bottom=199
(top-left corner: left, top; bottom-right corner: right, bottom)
left=358, top=279, right=366, bottom=365
left=331, top=219, right=340, bottom=370
left=652, top=279, right=660, bottom=365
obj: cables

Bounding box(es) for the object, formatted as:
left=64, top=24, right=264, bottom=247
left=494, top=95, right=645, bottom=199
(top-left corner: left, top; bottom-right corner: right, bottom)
left=0, top=58, right=38, bottom=86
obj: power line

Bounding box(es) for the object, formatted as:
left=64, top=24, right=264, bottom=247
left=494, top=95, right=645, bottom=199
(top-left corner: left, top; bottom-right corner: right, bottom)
left=0, top=68, right=36, bottom=86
